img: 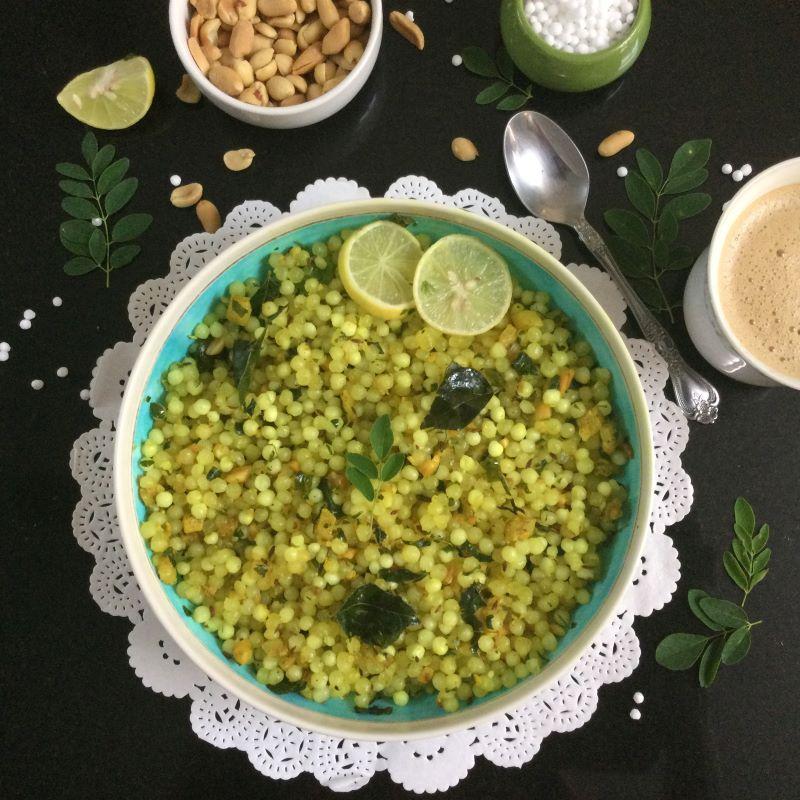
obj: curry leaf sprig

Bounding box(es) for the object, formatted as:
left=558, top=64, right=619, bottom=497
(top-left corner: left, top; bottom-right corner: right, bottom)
left=58, top=131, right=152, bottom=287
left=656, top=498, right=770, bottom=687
left=603, top=139, right=712, bottom=322
left=345, top=415, right=405, bottom=503
left=462, top=46, right=533, bottom=111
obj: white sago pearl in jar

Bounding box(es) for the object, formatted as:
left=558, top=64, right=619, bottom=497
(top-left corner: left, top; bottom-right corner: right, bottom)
left=524, top=0, right=639, bottom=53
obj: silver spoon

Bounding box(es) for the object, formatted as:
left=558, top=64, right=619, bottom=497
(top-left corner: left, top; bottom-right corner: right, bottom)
left=504, top=111, right=720, bottom=424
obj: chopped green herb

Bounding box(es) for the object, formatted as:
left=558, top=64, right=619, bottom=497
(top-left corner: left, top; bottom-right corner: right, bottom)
left=460, top=585, right=487, bottom=651
left=206, top=467, right=222, bottom=480
left=319, top=477, right=343, bottom=516
left=336, top=584, right=419, bottom=648
left=354, top=703, right=393, bottom=716
left=295, top=472, right=313, bottom=498
left=149, top=402, right=166, bottom=420
left=268, top=677, right=306, bottom=695
left=511, top=352, right=537, bottom=375
left=422, top=363, right=495, bottom=430
left=378, top=567, right=427, bottom=584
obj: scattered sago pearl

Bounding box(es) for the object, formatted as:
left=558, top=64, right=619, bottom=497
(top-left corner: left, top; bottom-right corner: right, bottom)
left=23, top=309, right=35, bottom=320
left=629, top=708, right=642, bottom=720
left=80, top=389, right=91, bottom=401
left=92, top=217, right=103, bottom=227
left=56, top=366, right=69, bottom=378
left=31, top=379, right=44, bottom=391
left=741, top=163, right=753, bottom=176
left=721, top=163, right=733, bottom=175
left=19, top=319, right=31, bottom=330
left=0, top=341, right=9, bottom=352
left=451, top=54, right=463, bottom=66
left=52, top=296, right=63, bottom=307
left=170, top=174, right=182, bottom=187
left=0, top=351, right=8, bottom=362
left=616, top=166, right=628, bottom=177
left=732, top=169, right=744, bottom=182
left=633, top=691, right=644, bottom=704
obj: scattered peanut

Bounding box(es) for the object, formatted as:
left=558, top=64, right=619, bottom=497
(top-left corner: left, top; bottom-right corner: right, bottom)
left=176, top=74, right=202, bottom=103
left=184, top=0, right=371, bottom=107
left=223, top=148, right=256, bottom=171
left=389, top=10, right=424, bottom=50
left=451, top=137, right=479, bottom=162
left=170, top=182, right=204, bottom=208
left=196, top=199, right=222, bottom=233
left=598, top=130, right=635, bottom=157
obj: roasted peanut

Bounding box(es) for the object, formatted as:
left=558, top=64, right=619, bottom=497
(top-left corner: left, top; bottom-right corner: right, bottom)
left=306, top=82, right=323, bottom=100
left=266, top=74, right=295, bottom=100
left=229, top=19, right=255, bottom=56
left=342, top=38, right=363, bottom=68
left=348, top=0, right=370, bottom=25
left=275, top=52, right=294, bottom=74
left=316, top=0, right=339, bottom=27
left=235, top=0, right=257, bottom=19
left=193, top=0, right=218, bottom=20
left=451, top=137, right=478, bottom=161
left=598, top=130, right=635, bottom=157
left=188, top=37, right=211, bottom=74
left=288, top=73, right=308, bottom=92
left=300, top=0, right=316, bottom=12
left=321, top=18, right=349, bottom=54
left=249, top=47, right=275, bottom=69
left=252, top=32, right=276, bottom=49
left=349, top=22, right=365, bottom=38
left=254, top=59, right=279, bottom=81
left=231, top=57, right=255, bottom=85
left=281, top=94, right=305, bottom=106
left=291, top=43, right=323, bottom=74
left=274, top=38, right=298, bottom=55
left=266, top=13, right=296, bottom=26
left=189, top=13, right=203, bottom=38
left=202, top=43, right=222, bottom=62
left=223, top=148, right=256, bottom=171
left=238, top=80, right=268, bottom=104
left=217, top=28, right=231, bottom=46
left=277, top=26, right=296, bottom=39
left=257, top=0, right=296, bottom=16
left=322, top=74, right=345, bottom=92
left=389, top=10, right=424, bottom=49
left=208, top=61, right=245, bottom=95
left=313, top=60, right=336, bottom=84
left=176, top=73, right=202, bottom=103
left=170, top=182, right=203, bottom=207
left=200, top=17, right=221, bottom=45
left=299, top=18, right=325, bottom=44
left=254, top=21, right=278, bottom=37
left=196, top=199, right=222, bottom=233
left=218, top=0, right=239, bottom=26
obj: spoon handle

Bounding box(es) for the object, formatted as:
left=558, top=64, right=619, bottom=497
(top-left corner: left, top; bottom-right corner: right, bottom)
left=574, top=218, right=720, bottom=424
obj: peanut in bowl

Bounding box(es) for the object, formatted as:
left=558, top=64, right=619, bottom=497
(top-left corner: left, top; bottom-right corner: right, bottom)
left=115, top=199, right=653, bottom=740
left=169, top=0, right=383, bottom=128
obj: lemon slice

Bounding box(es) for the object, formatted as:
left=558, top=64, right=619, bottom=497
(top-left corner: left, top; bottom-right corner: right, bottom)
left=412, top=234, right=513, bottom=335
left=338, top=221, right=423, bottom=319
left=57, top=57, right=155, bottom=130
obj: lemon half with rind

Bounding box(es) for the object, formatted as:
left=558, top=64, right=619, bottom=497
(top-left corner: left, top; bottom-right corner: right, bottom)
left=57, top=56, right=155, bottom=130
left=412, top=234, right=513, bottom=336
left=338, top=221, right=423, bottom=319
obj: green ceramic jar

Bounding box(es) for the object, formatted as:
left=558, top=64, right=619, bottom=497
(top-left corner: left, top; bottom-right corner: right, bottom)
left=500, top=0, right=652, bottom=93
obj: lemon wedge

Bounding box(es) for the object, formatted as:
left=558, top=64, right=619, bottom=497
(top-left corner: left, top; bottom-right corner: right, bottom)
left=57, top=56, right=155, bottom=130
left=338, top=221, right=423, bottom=319
left=412, top=234, right=513, bottom=335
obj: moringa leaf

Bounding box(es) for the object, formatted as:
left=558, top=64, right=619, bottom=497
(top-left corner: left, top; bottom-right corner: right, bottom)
left=104, top=176, right=139, bottom=215
left=461, top=46, right=499, bottom=77
left=63, top=256, right=99, bottom=275
left=89, top=228, right=106, bottom=263
left=687, top=589, right=724, bottom=631
left=496, top=93, right=528, bottom=111
left=657, top=208, right=679, bottom=245
left=749, top=568, right=768, bottom=590
left=721, top=626, right=751, bottom=665
left=62, top=196, right=99, bottom=220
left=752, top=547, right=771, bottom=573
left=662, top=192, right=711, bottom=220
left=476, top=81, right=508, bottom=105
left=112, top=212, right=152, bottom=242
left=110, top=244, right=140, bottom=269
left=346, top=452, right=378, bottom=480
left=625, top=171, right=657, bottom=219
left=495, top=46, right=515, bottom=82
left=662, top=168, right=709, bottom=195
left=422, top=363, right=495, bottom=430
left=97, top=157, right=130, bottom=194
left=698, top=635, right=725, bottom=687
left=653, top=238, right=670, bottom=269
left=635, top=148, right=663, bottom=191
left=698, top=597, right=748, bottom=629
left=734, top=497, right=756, bottom=536
left=346, top=467, right=374, bottom=501
left=59, top=179, right=94, bottom=198
left=60, top=219, right=94, bottom=255
left=751, top=523, right=769, bottom=553
left=723, top=551, right=749, bottom=592
left=336, top=584, right=418, bottom=648
left=92, top=144, right=116, bottom=177
left=604, top=208, right=650, bottom=248
left=378, top=567, right=426, bottom=584
left=81, top=131, right=98, bottom=166
left=608, top=236, right=650, bottom=278
left=269, top=677, right=306, bottom=695
left=56, top=162, right=92, bottom=181
left=380, top=452, right=405, bottom=482
left=370, top=414, right=393, bottom=460
left=656, top=633, right=709, bottom=670
left=230, top=335, right=263, bottom=403
left=668, top=139, right=712, bottom=178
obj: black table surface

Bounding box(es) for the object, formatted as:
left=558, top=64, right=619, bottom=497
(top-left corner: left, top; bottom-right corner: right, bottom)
left=3, top=1, right=799, bottom=798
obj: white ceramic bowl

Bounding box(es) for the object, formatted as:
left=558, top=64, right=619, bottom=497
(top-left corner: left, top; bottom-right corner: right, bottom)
left=115, top=199, right=653, bottom=740
left=168, top=0, right=383, bottom=128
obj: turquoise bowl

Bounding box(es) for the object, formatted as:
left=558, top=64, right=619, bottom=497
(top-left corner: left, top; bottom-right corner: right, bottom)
left=115, top=199, right=652, bottom=740
left=500, top=0, right=652, bottom=93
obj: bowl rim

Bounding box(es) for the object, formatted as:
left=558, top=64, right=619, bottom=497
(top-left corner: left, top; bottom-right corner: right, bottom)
left=114, top=198, right=654, bottom=740
left=506, top=0, right=651, bottom=65
left=168, top=0, right=383, bottom=117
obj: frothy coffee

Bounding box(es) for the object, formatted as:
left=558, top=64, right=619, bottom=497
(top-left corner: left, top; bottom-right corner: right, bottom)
left=718, top=183, right=800, bottom=379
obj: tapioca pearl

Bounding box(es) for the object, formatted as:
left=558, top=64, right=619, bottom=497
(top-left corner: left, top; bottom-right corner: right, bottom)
left=31, top=379, right=44, bottom=390
left=57, top=366, right=69, bottom=378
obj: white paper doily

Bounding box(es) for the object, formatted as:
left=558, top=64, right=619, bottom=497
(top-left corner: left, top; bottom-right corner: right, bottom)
left=69, top=177, right=691, bottom=793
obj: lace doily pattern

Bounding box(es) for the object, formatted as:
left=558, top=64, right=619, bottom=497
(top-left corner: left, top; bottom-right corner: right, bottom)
left=69, top=178, right=691, bottom=793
